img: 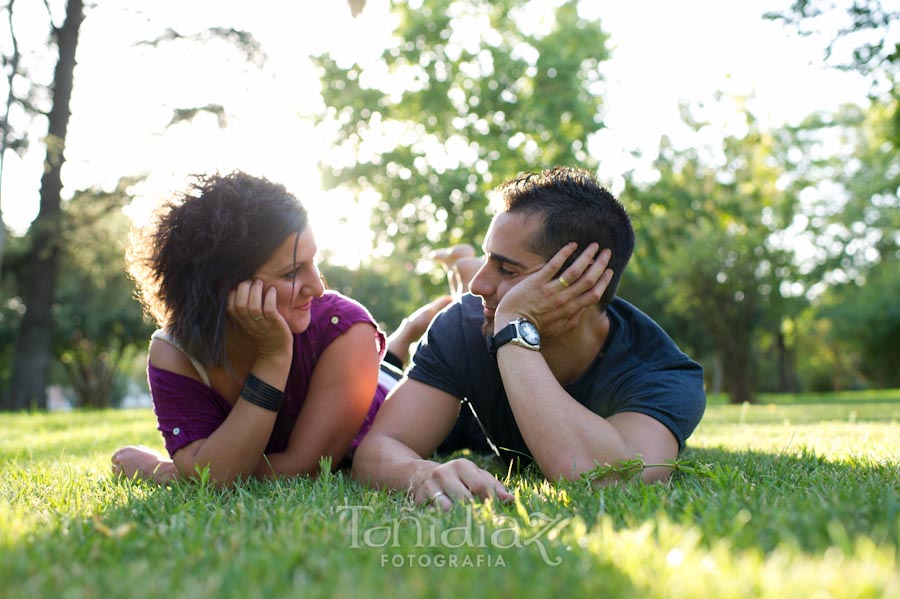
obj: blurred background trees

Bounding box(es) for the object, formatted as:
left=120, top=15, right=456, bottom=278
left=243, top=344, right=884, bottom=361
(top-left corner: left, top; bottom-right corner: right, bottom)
left=313, top=0, right=607, bottom=309
left=0, top=0, right=897, bottom=409
left=1, top=178, right=153, bottom=408
left=0, top=0, right=262, bottom=409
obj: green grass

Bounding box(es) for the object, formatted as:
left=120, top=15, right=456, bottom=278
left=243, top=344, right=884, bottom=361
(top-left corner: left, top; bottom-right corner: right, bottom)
left=2, top=390, right=900, bottom=598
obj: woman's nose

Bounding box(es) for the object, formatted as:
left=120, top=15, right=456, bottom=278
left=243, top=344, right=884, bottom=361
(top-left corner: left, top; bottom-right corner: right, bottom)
left=301, top=269, right=325, bottom=298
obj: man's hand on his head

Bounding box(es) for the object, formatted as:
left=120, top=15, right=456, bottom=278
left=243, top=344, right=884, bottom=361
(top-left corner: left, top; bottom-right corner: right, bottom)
left=495, top=242, right=613, bottom=337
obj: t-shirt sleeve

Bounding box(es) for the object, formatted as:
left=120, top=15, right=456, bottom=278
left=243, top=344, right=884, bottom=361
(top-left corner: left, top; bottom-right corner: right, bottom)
left=314, top=292, right=386, bottom=359
left=148, top=363, right=230, bottom=458
left=406, top=307, right=467, bottom=400
left=607, top=365, right=706, bottom=450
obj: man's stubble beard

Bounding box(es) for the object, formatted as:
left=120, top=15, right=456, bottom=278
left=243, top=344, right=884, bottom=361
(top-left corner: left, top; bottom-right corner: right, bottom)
left=481, top=314, right=494, bottom=338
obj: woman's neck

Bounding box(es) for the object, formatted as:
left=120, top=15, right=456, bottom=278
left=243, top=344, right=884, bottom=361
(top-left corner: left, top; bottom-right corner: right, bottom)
left=221, top=325, right=260, bottom=379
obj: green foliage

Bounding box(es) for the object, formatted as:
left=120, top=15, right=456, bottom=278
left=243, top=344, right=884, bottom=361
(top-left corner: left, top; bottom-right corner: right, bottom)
left=625, top=109, right=803, bottom=403
left=775, top=97, right=900, bottom=390
left=836, top=99, right=900, bottom=266
left=791, top=306, right=858, bottom=392
left=0, top=179, right=152, bottom=407
left=765, top=0, right=899, bottom=83
left=766, top=0, right=900, bottom=149
left=322, top=258, right=437, bottom=333
left=313, top=0, right=608, bottom=264
left=820, top=261, right=900, bottom=388
left=2, top=390, right=900, bottom=597
left=136, top=26, right=266, bottom=68
left=52, top=181, right=154, bottom=407
left=0, top=234, right=29, bottom=391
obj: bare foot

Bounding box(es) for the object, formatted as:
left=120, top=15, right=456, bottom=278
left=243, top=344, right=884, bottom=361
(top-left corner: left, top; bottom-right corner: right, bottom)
left=431, top=244, right=476, bottom=267
left=453, top=257, right=483, bottom=294
left=386, top=295, right=453, bottom=365
left=406, top=295, right=453, bottom=335
left=431, top=244, right=482, bottom=297
left=111, top=445, right=178, bottom=485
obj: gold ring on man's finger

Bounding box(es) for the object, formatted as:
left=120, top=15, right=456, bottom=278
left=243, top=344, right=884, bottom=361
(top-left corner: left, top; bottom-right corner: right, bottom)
left=558, top=276, right=570, bottom=289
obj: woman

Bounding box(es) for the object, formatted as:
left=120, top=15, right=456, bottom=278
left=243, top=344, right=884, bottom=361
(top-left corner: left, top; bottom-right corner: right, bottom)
left=112, top=172, right=391, bottom=485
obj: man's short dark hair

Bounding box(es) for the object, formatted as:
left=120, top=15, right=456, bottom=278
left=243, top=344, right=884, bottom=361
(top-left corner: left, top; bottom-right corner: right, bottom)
left=501, top=166, right=634, bottom=309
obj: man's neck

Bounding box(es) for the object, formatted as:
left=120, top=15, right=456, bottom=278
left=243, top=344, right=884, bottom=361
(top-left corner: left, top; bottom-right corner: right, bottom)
left=541, top=306, right=610, bottom=386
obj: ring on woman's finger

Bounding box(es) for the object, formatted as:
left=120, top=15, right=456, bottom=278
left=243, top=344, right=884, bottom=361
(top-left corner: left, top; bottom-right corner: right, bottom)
left=557, top=276, right=570, bottom=289
left=251, top=316, right=264, bottom=321
left=431, top=491, right=448, bottom=501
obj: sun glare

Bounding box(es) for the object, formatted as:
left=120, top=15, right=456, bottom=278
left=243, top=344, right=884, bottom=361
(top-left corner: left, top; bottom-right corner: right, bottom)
left=1, top=0, right=870, bottom=268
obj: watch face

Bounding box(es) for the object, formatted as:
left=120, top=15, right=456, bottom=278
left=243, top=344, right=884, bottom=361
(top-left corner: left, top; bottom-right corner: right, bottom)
left=519, top=321, right=541, bottom=345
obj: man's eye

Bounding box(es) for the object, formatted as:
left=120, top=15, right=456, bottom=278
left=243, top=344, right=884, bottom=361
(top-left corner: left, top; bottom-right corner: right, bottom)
left=497, top=265, right=515, bottom=277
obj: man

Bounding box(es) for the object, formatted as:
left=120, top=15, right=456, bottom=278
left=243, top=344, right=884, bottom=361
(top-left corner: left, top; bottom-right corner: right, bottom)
left=352, top=167, right=706, bottom=508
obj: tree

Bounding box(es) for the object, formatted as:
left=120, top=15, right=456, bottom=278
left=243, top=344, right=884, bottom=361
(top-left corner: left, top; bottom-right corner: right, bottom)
left=785, top=100, right=900, bottom=390
left=766, top=0, right=899, bottom=145
left=54, top=180, right=154, bottom=408
left=0, top=179, right=153, bottom=408
left=819, top=260, right=900, bottom=388
left=322, top=259, right=430, bottom=334
left=1, top=2, right=266, bottom=410
left=767, top=1, right=898, bottom=77
left=5, top=0, right=83, bottom=410
left=626, top=107, right=802, bottom=404
left=313, top=0, right=609, bottom=267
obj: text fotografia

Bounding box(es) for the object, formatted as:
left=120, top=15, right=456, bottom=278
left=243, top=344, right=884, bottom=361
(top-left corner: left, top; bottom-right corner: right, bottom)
left=337, top=505, right=567, bottom=567
left=381, top=553, right=506, bottom=568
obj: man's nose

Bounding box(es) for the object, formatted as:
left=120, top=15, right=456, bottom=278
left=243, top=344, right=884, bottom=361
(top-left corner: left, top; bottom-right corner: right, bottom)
left=468, top=263, right=493, bottom=297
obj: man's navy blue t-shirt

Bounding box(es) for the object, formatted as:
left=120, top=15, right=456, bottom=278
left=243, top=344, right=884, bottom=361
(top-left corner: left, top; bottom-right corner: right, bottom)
left=407, top=294, right=706, bottom=463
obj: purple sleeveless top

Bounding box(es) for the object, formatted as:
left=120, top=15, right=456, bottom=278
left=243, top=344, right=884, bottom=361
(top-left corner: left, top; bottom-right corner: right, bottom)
left=149, top=291, right=387, bottom=460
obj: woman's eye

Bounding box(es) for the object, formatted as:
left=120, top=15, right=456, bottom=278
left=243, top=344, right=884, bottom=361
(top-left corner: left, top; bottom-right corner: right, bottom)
left=282, top=268, right=301, bottom=280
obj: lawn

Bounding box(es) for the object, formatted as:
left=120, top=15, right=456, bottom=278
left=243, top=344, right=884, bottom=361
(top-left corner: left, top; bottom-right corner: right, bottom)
left=1, top=390, right=899, bottom=598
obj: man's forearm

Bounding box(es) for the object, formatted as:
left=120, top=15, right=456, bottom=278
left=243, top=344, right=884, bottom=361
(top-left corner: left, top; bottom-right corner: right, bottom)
left=496, top=345, right=634, bottom=481
left=351, top=434, right=440, bottom=492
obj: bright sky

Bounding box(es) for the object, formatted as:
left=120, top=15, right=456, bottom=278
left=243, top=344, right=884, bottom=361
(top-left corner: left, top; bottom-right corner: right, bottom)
left=1, top=0, right=871, bottom=266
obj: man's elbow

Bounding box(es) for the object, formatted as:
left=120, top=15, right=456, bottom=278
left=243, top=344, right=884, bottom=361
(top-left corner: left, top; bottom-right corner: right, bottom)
left=538, top=455, right=598, bottom=483
left=350, top=435, right=377, bottom=483
left=640, top=464, right=674, bottom=484
left=540, top=451, right=673, bottom=486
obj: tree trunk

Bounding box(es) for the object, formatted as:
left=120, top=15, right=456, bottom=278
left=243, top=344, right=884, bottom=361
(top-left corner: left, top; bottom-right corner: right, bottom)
left=5, top=0, right=83, bottom=411
left=724, top=353, right=755, bottom=404
left=721, top=330, right=756, bottom=405
left=774, top=330, right=799, bottom=393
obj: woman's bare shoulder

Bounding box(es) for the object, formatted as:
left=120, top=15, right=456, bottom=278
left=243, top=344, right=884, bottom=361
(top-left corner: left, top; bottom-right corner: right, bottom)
left=149, top=337, right=205, bottom=383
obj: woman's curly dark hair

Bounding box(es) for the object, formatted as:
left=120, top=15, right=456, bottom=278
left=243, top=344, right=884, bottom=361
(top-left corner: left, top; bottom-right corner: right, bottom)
left=127, top=171, right=307, bottom=368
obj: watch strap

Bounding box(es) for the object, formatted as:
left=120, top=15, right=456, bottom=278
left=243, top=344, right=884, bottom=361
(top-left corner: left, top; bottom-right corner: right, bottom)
left=487, top=322, right=518, bottom=356
left=487, top=318, right=541, bottom=356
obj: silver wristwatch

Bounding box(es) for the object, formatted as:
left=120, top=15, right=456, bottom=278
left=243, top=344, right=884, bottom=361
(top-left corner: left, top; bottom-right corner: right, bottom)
left=487, top=318, right=541, bottom=355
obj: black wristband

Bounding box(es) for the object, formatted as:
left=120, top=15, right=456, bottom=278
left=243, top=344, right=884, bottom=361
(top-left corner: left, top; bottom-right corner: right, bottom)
left=240, top=373, right=284, bottom=412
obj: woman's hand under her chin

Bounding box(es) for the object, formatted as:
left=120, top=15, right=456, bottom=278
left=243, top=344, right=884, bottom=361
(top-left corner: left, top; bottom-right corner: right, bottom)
left=227, top=278, right=294, bottom=360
